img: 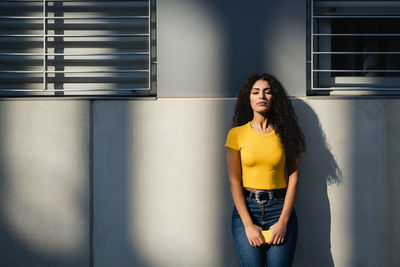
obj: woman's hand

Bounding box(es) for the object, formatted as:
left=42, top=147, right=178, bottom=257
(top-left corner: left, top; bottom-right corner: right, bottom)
left=245, top=224, right=264, bottom=247
left=268, top=221, right=287, bottom=245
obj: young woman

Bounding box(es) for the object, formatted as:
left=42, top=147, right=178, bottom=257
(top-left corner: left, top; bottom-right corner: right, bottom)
left=225, top=73, right=305, bottom=267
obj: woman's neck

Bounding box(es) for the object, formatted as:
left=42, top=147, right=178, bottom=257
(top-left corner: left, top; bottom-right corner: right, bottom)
left=251, top=112, right=270, bottom=130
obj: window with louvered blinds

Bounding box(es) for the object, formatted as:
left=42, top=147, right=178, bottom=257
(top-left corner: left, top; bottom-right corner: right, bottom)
left=310, top=0, right=400, bottom=95
left=0, top=0, right=156, bottom=97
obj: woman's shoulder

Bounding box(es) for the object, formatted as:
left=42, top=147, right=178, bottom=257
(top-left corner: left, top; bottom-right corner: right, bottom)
left=227, top=122, right=249, bottom=135
left=225, top=122, right=250, bottom=150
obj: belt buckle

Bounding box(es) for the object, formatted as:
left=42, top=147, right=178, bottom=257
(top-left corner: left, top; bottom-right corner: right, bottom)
left=255, top=190, right=268, bottom=205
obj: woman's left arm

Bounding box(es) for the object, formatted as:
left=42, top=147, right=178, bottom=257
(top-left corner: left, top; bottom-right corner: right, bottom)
left=269, top=156, right=300, bottom=245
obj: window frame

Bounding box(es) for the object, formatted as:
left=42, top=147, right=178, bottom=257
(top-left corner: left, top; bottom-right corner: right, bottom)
left=0, top=0, right=157, bottom=98
left=309, top=0, right=400, bottom=96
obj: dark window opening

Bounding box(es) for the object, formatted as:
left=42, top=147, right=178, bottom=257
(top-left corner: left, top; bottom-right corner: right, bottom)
left=331, top=19, right=400, bottom=77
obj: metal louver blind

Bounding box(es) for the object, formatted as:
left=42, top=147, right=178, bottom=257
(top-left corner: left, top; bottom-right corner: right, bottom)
left=311, top=0, right=400, bottom=94
left=0, top=0, right=156, bottom=97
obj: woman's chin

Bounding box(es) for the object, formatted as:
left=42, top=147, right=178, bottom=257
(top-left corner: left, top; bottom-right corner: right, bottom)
left=254, top=108, right=270, bottom=115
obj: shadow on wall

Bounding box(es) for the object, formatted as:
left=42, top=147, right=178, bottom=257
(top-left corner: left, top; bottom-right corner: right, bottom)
left=201, top=0, right=272, bottom=96
left=0, top=102, right=90, bottom=267
left=292, top=99, right=343, bottom=267
left=200, top=0, right=306, bottom=97
left=92, top=102, right=137, bottom=267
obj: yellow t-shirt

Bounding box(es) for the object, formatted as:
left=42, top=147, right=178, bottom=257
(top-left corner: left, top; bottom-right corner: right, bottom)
left=224, top=122, right=287, bottom=190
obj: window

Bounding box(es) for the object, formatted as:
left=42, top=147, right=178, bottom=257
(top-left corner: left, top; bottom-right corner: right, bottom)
left=0, top=0, right=156, bottom=97
left=310, top=0, right=400, bottom=95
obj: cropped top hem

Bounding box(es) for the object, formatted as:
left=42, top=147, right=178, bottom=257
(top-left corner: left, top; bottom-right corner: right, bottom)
left=243, top=186, right=288, bottom=191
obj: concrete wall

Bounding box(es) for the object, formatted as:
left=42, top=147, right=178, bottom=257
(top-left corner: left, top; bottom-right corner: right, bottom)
left=1, top=0, right=400, bottom=266
left=0, top=101, right=90, bottom=267
left=158, top=0, right=307, bottom=97
left=1, top=99, right=399, bottom=267
left=294, top=99, right=400, bottom=267
left=92, top=99, right=400, bottom=267
left=93, top=99, right=235, bottom=267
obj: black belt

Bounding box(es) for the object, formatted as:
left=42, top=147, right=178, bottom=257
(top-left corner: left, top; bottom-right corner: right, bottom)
left=244, top=188, right=287, bottom=204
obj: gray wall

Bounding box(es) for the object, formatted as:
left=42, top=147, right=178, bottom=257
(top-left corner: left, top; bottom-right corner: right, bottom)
left=158, top=0, right=307, bottom=97
left=1, top=0, right=400, bottom=266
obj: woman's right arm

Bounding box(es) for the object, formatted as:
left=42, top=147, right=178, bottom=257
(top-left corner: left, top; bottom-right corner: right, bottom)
left=226, top=147, right=264, bottom=247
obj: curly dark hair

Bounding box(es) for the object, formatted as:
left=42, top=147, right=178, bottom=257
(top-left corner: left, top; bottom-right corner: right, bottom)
left=233, top=73, right=305, bottom=160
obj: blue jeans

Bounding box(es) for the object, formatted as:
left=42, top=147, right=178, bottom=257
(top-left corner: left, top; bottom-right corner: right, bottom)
left=231, top=196, right=298, bottom=267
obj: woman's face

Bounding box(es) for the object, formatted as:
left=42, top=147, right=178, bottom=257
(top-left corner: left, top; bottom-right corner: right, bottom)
left=249, top=79, right=273, bottom=115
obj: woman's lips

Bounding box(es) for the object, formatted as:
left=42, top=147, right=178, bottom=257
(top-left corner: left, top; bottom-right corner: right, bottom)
left=257, top=101, right=267, bottom=106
